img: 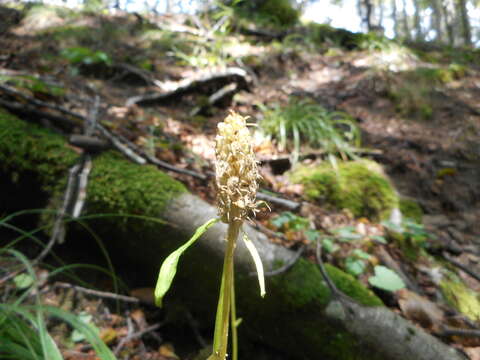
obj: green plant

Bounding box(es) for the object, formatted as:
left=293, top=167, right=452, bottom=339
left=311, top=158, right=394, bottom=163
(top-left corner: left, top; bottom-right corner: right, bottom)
left=0, top=208, right=179, bottom=359
left=154, top=113, right=265, bottom=360
left=382, top=219, right=432, bottom=260
left=358, top=33, right=395, bottom=51
left=61, top=46, right=112, bottom=66
left=0, top=244, right=116, bottom=359
left=233, top=0, right=299, bottom=29
left=368, top=265, right=405, bottom=292
left=0, top=75, right=65, bottom=97
left=258, top=99, right=360, bottom=162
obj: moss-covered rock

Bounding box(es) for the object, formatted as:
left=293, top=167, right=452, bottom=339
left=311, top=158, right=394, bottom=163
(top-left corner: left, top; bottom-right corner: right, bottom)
left=234, top=0, right=299, bottom=28
left=239, top=257, right=384, bottom=360
left=0, top=108, right=78, bottom=193
left=0, top=107, right=186, bottom=220
left=289, top=160, right=399, bottom=220
left=440, top=280, right=480, bottom=321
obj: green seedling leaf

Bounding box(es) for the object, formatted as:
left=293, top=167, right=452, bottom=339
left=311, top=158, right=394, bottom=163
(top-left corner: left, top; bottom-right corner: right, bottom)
left=371, top=235, right=387, bottom=244
left=243, top=234, right=266, bottom=297
left=368, top=265, right=405, bottom=292
left=334, top=226, right=362, bottom=242
left=352, top=249, right=371, bottom=260
left=270, top=211, right=295, bottom=228
left=381, top=220, right=403, bottom=233
left=13, top=273, right=34, bottom=289
left=154, top=218, right=219, bottom=307
left=71, top=312, right=99, bottom=343
left=322, top=238, right=339, bottom=253
left=345, top=257, right=366, bottom=276
left=305, top=229, right=320, bottom=242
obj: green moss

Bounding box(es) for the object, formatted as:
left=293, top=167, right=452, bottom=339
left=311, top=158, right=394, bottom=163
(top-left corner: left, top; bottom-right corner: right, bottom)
left=86, top=151, right=186, bottom=229
left=306, top=23, right=363, bottom=50
left=290, top=160, right=399, bottom=220
left=440, top=280, right=480, bottom=321
left=399, top=198, right=423, bottom=223
left=0, top=108, right=77, bottom=193
left=255, top=258, right=383, bottom=360
left=234, top=0, right=299, bottom=29
left=0, top=107, right=186, bottom=225
left=277, top=258, right=382, bottom=309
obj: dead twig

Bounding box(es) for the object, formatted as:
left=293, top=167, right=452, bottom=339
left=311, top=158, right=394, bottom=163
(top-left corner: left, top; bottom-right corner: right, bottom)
left=262, top=245, right=306, bottom=277
left=113, top=322, right=163, bottom=356
left=185, top=310, right=207, bottom=347
left=256, top=192, right=300, bottom=211
left=438, top=326, right=480, bottom=338
left=126, top=67, right=251, bottom=107
left=189, top=83, right=238, bottom=117
left=54, top=282, right=141, bottom=303
left=442, top=251, right=480, bottom=283
left=315, top=240, right=342, bottom=300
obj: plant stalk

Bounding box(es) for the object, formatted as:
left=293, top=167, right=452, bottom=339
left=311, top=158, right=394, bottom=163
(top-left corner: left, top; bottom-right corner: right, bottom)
left=209, top=219, right=241, bottom=360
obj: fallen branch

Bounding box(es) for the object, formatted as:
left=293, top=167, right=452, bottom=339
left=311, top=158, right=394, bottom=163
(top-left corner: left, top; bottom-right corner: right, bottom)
left=256, top=192, right=300, bottom=210
left=438, top=326, right=480, bottom=338
left=69, top=135, right=110, bottom=152
left=126, top=67, right=251, bottom=107
left=262, top=244, right=305, bottom=277
left=54, top=282, right=140, bottom=303
left=0, top=84, right=200, bottom=176
left=113, top=322, right=163, bottom=356
left=442, top=251, right=480, bottom=283
left=189, top=83, right=238, bottom=116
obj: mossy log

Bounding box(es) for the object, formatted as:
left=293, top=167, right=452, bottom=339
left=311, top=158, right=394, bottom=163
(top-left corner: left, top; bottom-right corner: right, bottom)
left=0, top=108, right=466, bottom=360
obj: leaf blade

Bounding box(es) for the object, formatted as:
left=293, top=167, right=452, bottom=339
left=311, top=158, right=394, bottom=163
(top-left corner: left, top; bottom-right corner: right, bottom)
left=242, top=234, right=266, bottom=297
left=154, top=218, right=219, bottom=307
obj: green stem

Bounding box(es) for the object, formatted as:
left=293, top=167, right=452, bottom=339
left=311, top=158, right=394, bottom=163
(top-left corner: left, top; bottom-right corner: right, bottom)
left=210, top=220, right=241, bottom=360
left=231, top=270, right=238, bottom=360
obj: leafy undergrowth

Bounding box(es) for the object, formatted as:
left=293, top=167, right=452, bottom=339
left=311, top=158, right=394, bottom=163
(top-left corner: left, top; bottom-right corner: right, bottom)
left=1, top=2, right=480, bottom=360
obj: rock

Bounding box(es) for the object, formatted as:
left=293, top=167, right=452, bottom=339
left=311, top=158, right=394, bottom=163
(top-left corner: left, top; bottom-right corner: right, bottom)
left=423, top=214, right=451, bottom=229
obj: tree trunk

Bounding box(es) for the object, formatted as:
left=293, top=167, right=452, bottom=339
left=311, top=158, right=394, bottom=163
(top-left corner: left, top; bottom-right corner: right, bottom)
left=431, top=0, right=444, bottom=42
left=457, top=0, right=471, bottom=45
left=392, top=0, right=400, bottom=38
left=441, top=0, right=455, bottom=45
left=401, top=0, right=411, bottom=39
left=0, top=108, right=468, bottom=360
left=413, top=0, right=422, bottom=40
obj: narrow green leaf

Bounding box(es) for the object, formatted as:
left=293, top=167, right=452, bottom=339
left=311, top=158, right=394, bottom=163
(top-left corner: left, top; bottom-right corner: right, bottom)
left=242, top=234, right=266, bottom=297
left=154, top=218, right=219, bottom=307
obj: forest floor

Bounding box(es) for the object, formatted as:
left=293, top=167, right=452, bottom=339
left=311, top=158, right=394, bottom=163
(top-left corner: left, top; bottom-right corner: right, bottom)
left=1, top=4, right=480, bottom=360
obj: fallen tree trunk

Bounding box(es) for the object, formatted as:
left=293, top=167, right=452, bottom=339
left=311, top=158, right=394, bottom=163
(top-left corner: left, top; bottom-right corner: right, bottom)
left=0, top=108, right=466, bottom=360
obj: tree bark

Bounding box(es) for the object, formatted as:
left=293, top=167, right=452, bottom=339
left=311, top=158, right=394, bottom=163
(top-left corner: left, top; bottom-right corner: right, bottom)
left=413, top=0, right=423, bottom=40
left=401, top=0, right=411, bottom=39
left=431, top=0, right=444, bottom=42
left=457, top=0, right=471, bottom=45
left=392, top=0, right=400, bottom=38
left=0, top=108, right=468, bottom=360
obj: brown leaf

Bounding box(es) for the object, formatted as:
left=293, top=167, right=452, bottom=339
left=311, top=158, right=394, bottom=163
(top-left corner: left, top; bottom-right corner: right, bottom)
left=158, top=343, right=179, bottom=359
left=130, top=308, right=148, bottom=330
left=397, top=288, right=444, bottom=331
left=465, top=347, right=480, bottom=360
left=130, top=287, right=155, bottom=305
left=99, top=327, right=117, bottom=345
